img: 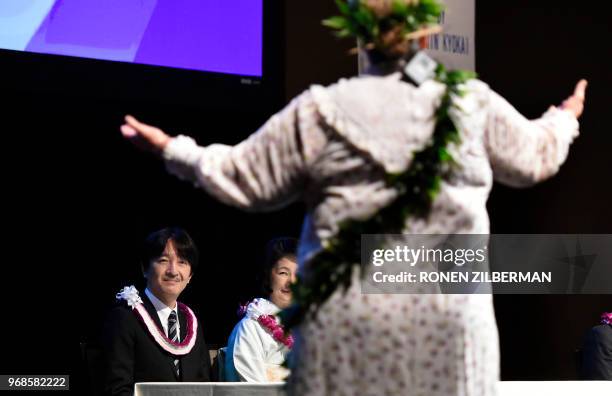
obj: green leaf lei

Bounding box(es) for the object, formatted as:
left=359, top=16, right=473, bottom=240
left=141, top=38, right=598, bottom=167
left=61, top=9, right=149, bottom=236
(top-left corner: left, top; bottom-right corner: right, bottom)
left=280, top=66, right=476, bottom=330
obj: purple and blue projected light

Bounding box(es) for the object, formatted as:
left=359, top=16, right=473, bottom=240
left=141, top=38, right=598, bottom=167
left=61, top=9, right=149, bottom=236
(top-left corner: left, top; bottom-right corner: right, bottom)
left=0, top=0, right=263, bottom=77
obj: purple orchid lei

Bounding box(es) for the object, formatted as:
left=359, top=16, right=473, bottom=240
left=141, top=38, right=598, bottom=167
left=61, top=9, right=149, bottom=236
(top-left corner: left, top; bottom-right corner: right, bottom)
left=257, top=314, right=294, bottom=349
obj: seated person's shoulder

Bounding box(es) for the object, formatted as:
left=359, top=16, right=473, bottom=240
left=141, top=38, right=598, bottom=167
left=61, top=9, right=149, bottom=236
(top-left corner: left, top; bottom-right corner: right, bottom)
left=107, top=302, right=135, bottom=318
left=588, top=324, right=612, bottom=339
left=234, top=316, right=265, bottom=338
left=103, top=302, right=140, bottom=333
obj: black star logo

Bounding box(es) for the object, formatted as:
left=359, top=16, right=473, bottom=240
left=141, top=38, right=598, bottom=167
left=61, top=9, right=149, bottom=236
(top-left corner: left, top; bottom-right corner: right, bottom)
left=556, top=239, right=597, bottom=293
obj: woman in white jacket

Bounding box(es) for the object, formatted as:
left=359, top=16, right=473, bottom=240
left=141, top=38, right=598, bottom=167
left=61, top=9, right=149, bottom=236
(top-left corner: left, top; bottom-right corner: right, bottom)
left=225, top=237, right=298, bottom=382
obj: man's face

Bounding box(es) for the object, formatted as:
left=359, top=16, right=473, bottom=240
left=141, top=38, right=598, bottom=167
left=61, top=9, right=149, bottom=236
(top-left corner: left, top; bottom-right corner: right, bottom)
left=269, top=257, right=297, bottom=309
left=145, top=240, right=192, bottom=306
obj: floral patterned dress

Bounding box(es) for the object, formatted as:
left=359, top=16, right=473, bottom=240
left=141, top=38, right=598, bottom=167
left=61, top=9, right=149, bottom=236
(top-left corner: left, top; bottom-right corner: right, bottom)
left=163, top=73, right=579, bottom=396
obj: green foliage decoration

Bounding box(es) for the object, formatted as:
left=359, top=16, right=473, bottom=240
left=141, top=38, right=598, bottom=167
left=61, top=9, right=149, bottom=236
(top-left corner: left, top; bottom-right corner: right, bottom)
left=323, top=0, right=444, bottom=44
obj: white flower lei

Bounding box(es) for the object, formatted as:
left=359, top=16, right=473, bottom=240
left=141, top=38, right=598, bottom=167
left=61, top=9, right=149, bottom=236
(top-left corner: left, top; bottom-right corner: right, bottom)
left=115, top=286, right=198, bottom=356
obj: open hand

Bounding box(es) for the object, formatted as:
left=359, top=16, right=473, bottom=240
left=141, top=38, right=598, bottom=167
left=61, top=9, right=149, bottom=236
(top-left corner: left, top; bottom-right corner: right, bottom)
left=560, top=79, right=588, bottom=119
left=120, top=115, right=171, bottom=155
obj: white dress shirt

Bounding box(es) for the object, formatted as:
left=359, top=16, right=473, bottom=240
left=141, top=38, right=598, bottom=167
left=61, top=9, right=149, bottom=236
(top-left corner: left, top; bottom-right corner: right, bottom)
left=145, top=288, right=180, bottom=340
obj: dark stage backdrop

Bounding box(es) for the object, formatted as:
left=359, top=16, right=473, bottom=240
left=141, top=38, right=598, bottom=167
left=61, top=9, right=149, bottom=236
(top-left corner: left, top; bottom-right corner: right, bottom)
left=478, top=1, right=612, bottom=380
left=1, top=1, right=610, bottom=393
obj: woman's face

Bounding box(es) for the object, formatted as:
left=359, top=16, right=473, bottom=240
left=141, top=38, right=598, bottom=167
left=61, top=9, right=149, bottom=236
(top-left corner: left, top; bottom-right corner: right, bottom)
left=269, top=257, right=298, bottom=309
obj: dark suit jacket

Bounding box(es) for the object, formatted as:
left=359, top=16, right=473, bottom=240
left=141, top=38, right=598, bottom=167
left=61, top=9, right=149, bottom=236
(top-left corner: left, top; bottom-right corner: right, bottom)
left=102, top=295, right=211, bottom=396
left=581, top=324, right=612, bottom=380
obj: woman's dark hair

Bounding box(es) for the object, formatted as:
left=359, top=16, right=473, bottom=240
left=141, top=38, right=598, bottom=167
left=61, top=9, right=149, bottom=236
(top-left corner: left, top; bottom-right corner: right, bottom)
left=141, top=227, right=199, bottom=275
left=259, top=237, right=298, bottom=296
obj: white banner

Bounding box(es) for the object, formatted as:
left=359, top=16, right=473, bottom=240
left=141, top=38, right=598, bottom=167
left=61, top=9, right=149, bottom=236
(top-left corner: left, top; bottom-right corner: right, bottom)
left=425, top=0, right=475, bottom=71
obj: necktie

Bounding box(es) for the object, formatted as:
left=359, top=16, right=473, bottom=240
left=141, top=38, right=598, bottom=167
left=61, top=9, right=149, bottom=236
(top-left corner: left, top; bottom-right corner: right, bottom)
left=168, top=310, right=180, bottom=378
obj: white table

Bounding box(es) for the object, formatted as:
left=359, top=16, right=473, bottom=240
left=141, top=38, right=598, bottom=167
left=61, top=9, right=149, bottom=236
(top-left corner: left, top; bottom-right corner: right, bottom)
left=134, top=382, right=286, bottom=396
left=497, top=381, right=612, bottom=396
left=135, top=381, right=612, bottom=396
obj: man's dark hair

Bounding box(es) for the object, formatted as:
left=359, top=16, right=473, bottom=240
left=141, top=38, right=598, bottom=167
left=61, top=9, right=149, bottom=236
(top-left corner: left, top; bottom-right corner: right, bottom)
left=141, top=227, right=199, bottom=275
left=259, top=237, right=298, bottom=296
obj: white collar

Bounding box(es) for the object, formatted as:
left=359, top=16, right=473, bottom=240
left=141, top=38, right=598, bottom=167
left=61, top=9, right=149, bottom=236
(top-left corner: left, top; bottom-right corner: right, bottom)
left=245, top=298, right=280, bottom=320
left=145, top=288, right=178, bottom=324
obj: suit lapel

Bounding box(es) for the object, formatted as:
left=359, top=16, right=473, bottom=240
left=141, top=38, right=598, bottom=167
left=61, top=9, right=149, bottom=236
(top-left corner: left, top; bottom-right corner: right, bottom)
left=142, top=295, right=165, bottom=332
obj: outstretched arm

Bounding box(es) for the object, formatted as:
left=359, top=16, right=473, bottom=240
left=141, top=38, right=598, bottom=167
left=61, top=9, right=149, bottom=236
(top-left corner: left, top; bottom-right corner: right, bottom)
left=484, top=80, right=587, bottom=187
left=120, top=116, right=171, bottom=155
left=561, top=79, right=587, bottom=119
left=121, top=94, right=322, bottom=211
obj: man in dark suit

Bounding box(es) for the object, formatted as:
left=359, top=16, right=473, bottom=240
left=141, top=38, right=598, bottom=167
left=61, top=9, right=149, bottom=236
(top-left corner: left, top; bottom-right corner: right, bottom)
left=103, top=228, right=211, bottom=396
left=581, top=319, right=612, bottom=380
